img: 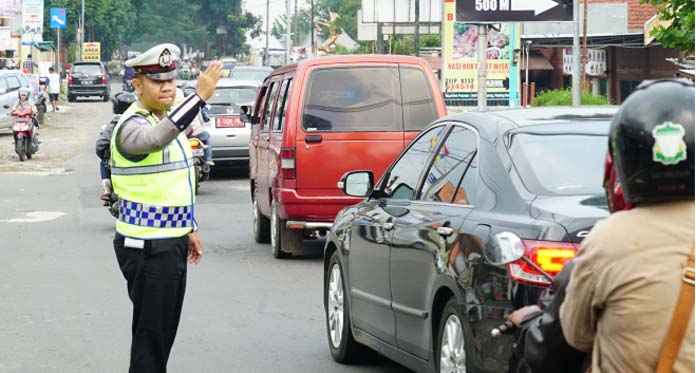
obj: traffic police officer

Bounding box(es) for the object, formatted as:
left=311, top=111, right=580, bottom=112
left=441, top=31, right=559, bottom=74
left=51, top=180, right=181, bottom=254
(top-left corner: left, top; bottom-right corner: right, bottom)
left=560, top=79, right=695, bottom=372
left=110, top=43, right=222, bottom=372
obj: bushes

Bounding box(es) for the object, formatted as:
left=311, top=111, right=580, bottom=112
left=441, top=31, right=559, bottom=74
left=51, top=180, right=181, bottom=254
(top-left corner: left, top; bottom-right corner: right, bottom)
left=534, top=88, right=610, bottom=106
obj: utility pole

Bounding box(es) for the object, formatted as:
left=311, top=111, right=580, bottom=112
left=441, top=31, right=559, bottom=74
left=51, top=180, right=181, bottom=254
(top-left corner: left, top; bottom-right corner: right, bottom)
left=285, top=0, right=291, bottom=64
left=294, top=0, right=298, bottom=46
left=572, top=0, right=581, bottom=107
left=477, top=24, right=487, bottom=111
left=80, top=0, right=84, bottom=60
left=376, top=23, right=384, bottom=53
left=310, top=0, right=315, bottom=56
left=265, top=0, right=270, bottom=66
left=581, top=0, right=588, bottom=91
left=414, top=0, right=420, bottom=57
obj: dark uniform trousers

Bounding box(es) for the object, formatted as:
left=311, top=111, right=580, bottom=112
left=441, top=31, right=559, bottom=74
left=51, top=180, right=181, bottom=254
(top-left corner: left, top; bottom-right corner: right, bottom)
left=114, top=234, right=189, bottom=373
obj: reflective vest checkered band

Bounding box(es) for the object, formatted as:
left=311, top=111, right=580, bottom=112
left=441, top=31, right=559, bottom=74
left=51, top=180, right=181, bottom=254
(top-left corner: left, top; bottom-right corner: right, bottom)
left=119, top=200, right=193, bottom=228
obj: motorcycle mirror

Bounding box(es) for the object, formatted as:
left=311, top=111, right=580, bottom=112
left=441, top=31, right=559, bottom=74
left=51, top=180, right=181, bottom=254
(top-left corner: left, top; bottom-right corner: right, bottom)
left=2, top=104, right=9, bottom=109
left=484, top=232, right=526, bottom=266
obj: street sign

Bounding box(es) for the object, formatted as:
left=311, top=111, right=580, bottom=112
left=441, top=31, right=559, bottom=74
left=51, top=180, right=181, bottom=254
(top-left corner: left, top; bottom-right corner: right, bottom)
left=50, top=8, right=66, bottom=29
left=456, top=0, right=573, bottom=22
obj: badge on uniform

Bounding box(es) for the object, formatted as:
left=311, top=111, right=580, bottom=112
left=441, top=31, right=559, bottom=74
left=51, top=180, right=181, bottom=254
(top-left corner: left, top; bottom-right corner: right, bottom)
left=652, top=122, right=688, bottom=166
left=124, top=237, right=145, bottom=250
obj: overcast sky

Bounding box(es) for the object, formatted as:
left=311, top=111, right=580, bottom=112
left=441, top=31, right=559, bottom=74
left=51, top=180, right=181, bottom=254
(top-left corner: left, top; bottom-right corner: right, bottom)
left=243, top=0, right=309, bottom=30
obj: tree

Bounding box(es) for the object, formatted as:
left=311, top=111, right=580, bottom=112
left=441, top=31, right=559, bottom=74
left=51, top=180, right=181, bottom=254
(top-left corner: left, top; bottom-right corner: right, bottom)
left=196, top=0, right=262, bottom=57
left=272, top=11, right=312, bottom=45
left=642, top=0, right=695, bottom=53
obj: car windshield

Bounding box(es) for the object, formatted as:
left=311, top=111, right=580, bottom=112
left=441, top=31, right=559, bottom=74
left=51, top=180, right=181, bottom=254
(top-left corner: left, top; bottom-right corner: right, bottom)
left=73, top=64, right=102, bottom=74
left=231, top=70, right=269, bottom=81
left=208, top=86, right=258, bottom=110
left=508, top=126, right=608, bottom=196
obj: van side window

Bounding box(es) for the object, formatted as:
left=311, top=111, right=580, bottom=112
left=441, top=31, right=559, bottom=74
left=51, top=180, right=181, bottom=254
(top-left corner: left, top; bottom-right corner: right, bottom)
left=272, top=79, right=291, bottom=132
left=5, top=76, right=21, bottom=91
left=261, top=82, right=279, bottom=131
left=274, top=78, right=293, bottom=132
left=401, top=68, right=438, bottom=131
left=302, top=67, right=401, bottom=132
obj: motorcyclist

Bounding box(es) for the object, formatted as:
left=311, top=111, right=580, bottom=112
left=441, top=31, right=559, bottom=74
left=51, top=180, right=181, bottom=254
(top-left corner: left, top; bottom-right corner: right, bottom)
left=11, top=87, right=38, bottom=129
left=175, top=88, right=213, bottom=166
left=96, top=91, right=137, bottom=201
left=560, top=78, right=694, bottom=373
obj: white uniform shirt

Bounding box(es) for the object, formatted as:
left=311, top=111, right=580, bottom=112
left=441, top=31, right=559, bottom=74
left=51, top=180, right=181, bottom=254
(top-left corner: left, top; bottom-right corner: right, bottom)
left=47, top=73, right=61, bottom=94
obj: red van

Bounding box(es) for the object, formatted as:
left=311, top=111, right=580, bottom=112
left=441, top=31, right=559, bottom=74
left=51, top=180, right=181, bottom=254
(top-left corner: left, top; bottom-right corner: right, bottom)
left=245, top=55, right=447, bottom=258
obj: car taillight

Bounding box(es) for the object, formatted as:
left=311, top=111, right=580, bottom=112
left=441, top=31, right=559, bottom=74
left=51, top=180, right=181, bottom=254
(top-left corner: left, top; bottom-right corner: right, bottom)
left=508, top=240, right=579, bottom=287
left=280, top=147, right=296, bottom=179
left=68, top=74, right=72, bottom=84
left=102, top=73, right=107, bottom=84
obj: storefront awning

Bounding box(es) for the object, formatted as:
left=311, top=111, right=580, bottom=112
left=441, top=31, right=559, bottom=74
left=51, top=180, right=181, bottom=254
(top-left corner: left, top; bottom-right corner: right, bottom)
left=525, top=54, right=554, bottom=70
left=523, top=33, right=646, bottom=48
left=35, top=41, right=55, bottom=51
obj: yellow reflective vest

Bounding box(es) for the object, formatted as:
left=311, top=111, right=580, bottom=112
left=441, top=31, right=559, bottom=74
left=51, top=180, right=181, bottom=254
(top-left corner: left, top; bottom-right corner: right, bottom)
left=110, top=103, right=195, bottom=239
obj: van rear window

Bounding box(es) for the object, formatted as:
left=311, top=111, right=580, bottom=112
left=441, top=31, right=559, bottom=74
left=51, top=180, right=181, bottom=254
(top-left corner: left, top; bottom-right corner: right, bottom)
left=302, top=67, right=402, bottom=132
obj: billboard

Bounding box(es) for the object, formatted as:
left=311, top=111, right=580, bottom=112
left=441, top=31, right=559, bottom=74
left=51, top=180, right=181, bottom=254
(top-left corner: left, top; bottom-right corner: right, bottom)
left=20, top=0, right=43, bottom=45
left=0, top=0, right=20, bottom=16
left=442, top=0, right=519, bottom=106
left=83, top=42, right=101, bottom=61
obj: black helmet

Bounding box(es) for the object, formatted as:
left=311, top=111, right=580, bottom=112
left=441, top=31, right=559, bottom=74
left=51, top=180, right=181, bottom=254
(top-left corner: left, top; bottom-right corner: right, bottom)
left=111, top=91, right=137, bottom=114
left=608, top=78, right=694, bottom=204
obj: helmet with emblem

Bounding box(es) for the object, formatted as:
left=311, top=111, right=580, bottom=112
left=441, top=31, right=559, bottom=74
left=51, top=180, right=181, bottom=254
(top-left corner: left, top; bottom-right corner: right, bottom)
left=607, top=78, right=694, bottom=205
left=124, top=43, right=180, bottom=81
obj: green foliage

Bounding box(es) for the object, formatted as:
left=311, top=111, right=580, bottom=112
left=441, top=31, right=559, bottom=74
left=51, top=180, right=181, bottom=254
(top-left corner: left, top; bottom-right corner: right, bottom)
left=641, top=0, right=695, bottom=53
left=534, top=89, right=610, bottom=106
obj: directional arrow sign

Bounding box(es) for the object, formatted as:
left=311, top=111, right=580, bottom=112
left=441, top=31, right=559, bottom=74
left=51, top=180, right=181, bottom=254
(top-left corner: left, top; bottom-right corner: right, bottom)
left=456, top=0, right=573, bottom=22
left=50, top=8, right=67, bottom=29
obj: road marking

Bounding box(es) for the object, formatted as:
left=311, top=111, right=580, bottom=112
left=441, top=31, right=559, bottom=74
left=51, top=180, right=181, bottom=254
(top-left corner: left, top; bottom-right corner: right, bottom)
left=1, top=211, right=66, bottom=223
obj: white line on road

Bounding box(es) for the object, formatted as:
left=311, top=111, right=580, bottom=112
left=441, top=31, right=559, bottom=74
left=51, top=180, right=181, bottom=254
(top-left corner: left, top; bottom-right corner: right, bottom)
left=1, top=211, right=66, bottom=223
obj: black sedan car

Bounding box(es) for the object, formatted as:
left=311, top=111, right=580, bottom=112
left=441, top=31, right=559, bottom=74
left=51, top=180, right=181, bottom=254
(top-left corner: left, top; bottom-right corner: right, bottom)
left=323, top=107, right=618, bottom=372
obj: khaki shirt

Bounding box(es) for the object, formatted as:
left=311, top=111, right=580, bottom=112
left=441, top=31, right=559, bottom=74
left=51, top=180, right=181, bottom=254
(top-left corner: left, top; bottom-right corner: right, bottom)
left=560, top=200, right=695, bottom=373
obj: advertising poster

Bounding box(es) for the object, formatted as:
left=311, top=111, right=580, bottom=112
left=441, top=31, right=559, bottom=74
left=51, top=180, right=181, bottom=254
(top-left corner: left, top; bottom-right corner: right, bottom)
left=21, top=0, right=43, bottom=45
left=442, top=0, right=519, bottom=106
left=0, top=0, right=20, bottom=16
left=83, top=42, right=101, bottom=61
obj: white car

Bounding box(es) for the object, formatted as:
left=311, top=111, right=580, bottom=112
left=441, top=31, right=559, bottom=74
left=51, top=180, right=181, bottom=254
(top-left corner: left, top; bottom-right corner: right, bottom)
left=204, top=79, right=261, bottom=166
left=0, top=70, right=34, bottom=129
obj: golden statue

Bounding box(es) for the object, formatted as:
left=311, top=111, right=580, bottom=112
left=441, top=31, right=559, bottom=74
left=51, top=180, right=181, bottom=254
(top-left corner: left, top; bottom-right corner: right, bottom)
left=314, top=12, right=340, bottom=54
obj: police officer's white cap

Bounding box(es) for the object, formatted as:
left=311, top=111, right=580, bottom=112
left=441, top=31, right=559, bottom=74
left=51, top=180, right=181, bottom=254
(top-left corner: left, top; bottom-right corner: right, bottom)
left=125, top=43, right=180, bottom=81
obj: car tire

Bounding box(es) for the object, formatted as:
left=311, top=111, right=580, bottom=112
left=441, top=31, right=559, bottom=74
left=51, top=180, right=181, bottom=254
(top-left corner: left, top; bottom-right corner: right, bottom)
left=68, top=94, right=75, bottom=102
left=436, top=298, right=471, bottom=373
left=102, top=94, right=109, bottom=102
left=252, top=194, right=270, bottom=244
left=325, top=251, right=365, bottom=363
left=270, top=203, right=302, bottom=258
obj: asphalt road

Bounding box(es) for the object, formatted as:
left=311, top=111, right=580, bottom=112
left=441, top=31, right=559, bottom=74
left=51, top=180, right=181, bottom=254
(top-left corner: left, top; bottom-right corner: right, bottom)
left=0, top=84, right=408, bottom=373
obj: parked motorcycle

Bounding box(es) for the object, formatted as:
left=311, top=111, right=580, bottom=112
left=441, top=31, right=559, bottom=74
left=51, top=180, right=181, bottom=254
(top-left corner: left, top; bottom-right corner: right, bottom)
left=8, top=107, right=39, bottom=162
left=189, top=137, right=211, bottom=194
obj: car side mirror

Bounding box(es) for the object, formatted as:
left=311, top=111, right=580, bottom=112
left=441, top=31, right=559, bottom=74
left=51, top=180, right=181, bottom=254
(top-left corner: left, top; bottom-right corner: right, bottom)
left=337, top=171, right=374, bottom=197
left=240, top=105, right=251, bottom=124
left=483, top=232, right=525, bottom=265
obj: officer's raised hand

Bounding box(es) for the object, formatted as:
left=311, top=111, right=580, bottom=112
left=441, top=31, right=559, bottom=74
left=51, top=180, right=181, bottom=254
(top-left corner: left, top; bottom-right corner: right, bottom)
left=195, top=60, right=223, bottom=101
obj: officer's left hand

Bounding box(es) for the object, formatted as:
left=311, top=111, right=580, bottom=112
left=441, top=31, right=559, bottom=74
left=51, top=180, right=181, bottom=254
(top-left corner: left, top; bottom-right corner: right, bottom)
left=508, top=305, right=542, bottom=327
left=188, top=231, right=203, bottom=264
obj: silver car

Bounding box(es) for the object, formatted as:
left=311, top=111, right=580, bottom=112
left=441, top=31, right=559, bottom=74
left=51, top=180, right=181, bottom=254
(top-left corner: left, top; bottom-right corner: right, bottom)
left=0, top=70, right=33, bottom=129
left=204, top=79, right=261, bottom=165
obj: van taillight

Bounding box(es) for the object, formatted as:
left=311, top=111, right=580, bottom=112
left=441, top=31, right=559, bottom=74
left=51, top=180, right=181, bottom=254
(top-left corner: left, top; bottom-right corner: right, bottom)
left=280, top=147, right=296, bottom=179
left=68, top=74, right=72, bottom=85
left=508, top=240, right=579, bottom=287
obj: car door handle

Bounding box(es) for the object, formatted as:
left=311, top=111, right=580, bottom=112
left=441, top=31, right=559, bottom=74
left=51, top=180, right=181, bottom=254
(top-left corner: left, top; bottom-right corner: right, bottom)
left=382, top=222, right=394, bottom=231
left=305, top=135, right=322, bottom=143
left=437, top=226, right=454, bottom=237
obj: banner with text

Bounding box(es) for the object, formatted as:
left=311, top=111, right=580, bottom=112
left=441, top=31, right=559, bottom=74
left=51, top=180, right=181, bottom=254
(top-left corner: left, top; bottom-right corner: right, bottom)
left=0, top=0, right=20, bottom=16
left=83, top=42, right=101, bottom=61
left=442, top=0, right=519, bottom=105
left=21, top=0, right=43, bottom=45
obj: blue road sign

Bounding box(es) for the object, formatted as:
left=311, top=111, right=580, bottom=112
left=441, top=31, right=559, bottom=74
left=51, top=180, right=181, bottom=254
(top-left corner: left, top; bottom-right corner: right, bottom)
left=50, top=8, right=66, bottom=29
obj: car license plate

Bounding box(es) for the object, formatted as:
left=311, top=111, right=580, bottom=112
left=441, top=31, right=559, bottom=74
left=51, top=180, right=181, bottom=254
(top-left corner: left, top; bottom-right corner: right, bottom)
left=81, top=79, right=93, bottom=84
left=216, top=116, right=243, bottom=128
left=192, top=148, right=204, bottom=157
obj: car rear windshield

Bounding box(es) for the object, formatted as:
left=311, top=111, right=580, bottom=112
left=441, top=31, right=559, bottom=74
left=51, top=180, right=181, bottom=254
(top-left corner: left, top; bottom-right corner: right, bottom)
left=508, top=129, right=608, bottom=196
left=302, top=67, right=402, bottom=132
left=208, top=86, right=258, bottom=111
left=231, top=70, right=270, bottom=81
left=73, top=64, right=102, bottom=75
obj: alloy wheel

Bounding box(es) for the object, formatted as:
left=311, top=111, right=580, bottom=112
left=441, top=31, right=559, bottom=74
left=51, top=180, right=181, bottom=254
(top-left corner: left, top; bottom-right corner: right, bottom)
left=328, top=263, right=344, bottom=349
left=440, top=314, right=466, bottom=373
